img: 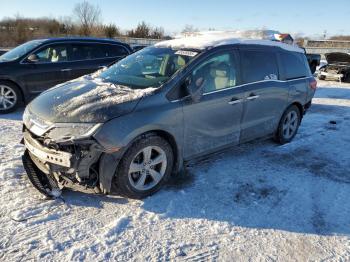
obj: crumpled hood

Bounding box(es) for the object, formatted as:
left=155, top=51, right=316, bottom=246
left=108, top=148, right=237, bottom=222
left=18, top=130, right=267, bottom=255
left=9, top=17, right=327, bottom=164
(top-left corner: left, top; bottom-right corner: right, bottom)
left=28, top=76, right=156, bottom=123
left=325, top=52, right=350, bottom=64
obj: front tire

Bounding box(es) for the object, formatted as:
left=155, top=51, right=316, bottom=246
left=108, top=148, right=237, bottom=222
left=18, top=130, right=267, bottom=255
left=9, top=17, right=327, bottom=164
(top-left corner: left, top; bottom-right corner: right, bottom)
left=114, top=135, right=174, bottom=199
left=0, top=81, right=22, bottom=114
left=274, top=105, right=301, bottom=144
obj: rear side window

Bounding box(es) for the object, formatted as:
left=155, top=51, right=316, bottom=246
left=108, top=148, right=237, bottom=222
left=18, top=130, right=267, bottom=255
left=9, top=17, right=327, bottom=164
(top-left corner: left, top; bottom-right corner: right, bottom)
left=281, top=52, right=310, bottom=80
left=241, top=50, right=279, bottom=83
left=71, top=43, right=103, bottom=60
left=71, top=43, right=129, bottom=61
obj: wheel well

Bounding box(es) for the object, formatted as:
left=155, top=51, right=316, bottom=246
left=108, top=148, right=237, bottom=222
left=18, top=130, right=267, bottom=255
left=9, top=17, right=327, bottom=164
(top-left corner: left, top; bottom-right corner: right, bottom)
left=0, top=79, right=25, bottom=104
left=291, top=102, right=303, bottom=117
left=139, top=130, right=180, bottom=173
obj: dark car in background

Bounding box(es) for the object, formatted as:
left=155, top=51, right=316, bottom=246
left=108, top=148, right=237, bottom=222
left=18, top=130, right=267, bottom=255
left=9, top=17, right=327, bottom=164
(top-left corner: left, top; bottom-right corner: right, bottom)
left=306, top=53, right=321, bottom=74
left=131, top=44, right=148, bottom=52
left=21, top=35, right=316, bottom=199
left=0, top=49, right=8, bottom=56
left=0, top=38, right=132, bottom=113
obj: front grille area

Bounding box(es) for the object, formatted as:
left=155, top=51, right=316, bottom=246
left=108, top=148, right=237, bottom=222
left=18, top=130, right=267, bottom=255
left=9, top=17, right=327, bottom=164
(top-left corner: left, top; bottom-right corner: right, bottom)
left=23, top=130, right=73, bottom=168
left=22, top=126, right=104, bottom=196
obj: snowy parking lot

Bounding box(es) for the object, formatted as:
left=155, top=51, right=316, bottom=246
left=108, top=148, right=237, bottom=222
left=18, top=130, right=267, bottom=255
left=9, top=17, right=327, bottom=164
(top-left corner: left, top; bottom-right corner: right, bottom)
left=0, top=80, right=350, bottom=261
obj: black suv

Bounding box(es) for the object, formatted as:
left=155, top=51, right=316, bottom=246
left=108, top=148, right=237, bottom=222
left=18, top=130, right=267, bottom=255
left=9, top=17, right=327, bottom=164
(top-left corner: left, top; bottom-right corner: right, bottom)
left=0, top=38, right=132, bottom=113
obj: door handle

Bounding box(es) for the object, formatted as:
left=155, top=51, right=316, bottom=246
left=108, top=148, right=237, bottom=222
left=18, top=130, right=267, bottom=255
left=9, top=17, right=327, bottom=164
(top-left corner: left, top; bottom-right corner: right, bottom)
left=228, top=98, right=242, bottom=105
left=247, top=94, right=259, bottom=100
left=61, top=68, right=72, bottom=72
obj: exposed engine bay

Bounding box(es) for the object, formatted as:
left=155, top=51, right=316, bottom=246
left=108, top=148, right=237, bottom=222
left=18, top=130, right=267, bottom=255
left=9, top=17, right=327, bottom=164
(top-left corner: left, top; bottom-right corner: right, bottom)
left=22, top=127, right=120, bottom=198
left=318, top=52, right=350, bottom=82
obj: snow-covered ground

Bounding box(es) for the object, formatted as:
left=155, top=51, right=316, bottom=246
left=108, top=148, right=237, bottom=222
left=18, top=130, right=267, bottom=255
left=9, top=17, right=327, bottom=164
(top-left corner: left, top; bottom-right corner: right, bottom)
left=0, top=80, right=350, bottom=261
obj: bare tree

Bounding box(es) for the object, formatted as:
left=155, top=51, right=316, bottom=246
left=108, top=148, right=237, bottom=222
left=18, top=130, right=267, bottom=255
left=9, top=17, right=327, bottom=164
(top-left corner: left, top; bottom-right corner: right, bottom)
left=104, top=23, right=120, bottom=38
left=59, top=16, right=75, bottom=36
left=13, top=14, right=32, bottom=44
left=182, top=24, right=198, bottom=34
left=46, top=19, right=60, bottom=35
left=151, top=27, right=164, bottom=39
left=128, top=21, right=151, bottom=38
left=73, top=1, right=101, bottom=36
left=127, top=22, right=165, bottom=39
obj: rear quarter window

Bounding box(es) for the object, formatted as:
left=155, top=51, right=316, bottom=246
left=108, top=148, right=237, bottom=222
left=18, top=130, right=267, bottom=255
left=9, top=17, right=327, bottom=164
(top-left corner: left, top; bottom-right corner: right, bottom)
left=70, top=43, right=129, bottom=61
left=71, top=43, right=103, bottom=60
left=241, top=50, right=279, bottom=83
left=281, top=52, right=310, bottom=80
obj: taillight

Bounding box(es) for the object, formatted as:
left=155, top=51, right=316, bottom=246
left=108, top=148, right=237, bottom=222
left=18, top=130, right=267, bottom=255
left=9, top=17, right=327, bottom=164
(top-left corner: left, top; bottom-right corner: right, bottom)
left=309, top=78, right=317, bottom=90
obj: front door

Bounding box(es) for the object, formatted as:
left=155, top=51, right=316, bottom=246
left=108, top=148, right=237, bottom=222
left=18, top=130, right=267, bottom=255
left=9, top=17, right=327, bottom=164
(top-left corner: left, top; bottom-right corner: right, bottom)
left=182, top=50, right=244, bottom=159
left=20, top=43, right=71, bottom=94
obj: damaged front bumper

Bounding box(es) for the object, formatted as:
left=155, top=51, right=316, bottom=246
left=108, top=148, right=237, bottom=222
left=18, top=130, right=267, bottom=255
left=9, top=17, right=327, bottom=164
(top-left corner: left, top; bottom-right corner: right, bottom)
left=318, top=63, right=350, bottom=82
left=24, top=131, right=73, bottom=167
left=319, top=71, right=344, bottom=81
left=22, top=150, right=62, bottom=198
left=22, top=130, right=120, bottom=198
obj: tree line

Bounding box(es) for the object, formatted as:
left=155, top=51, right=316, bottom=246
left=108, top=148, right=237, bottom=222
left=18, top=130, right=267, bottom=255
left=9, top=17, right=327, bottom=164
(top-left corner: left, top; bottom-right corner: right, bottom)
left=0, top=1, right=170, bottom=47
left=2, top=1, right=350, bottom=48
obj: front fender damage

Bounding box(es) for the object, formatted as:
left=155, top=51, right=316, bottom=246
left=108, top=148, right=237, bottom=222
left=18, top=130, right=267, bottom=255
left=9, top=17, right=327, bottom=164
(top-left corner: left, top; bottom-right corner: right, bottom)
left=99, top=153, right=120, bottom=194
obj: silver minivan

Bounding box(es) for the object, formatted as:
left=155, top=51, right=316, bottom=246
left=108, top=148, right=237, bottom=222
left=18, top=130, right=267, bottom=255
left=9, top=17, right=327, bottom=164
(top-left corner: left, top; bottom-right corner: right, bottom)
left=22, top=35, right=317, bottom=199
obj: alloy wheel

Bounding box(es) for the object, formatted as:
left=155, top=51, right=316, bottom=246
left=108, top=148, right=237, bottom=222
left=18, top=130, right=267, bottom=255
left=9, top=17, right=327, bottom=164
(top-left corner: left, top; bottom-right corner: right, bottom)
left=128, top=146, right=167, bottom=191
left=0, top=85, right=17, bottom=111
left=282, top=111, right=299, bottom=139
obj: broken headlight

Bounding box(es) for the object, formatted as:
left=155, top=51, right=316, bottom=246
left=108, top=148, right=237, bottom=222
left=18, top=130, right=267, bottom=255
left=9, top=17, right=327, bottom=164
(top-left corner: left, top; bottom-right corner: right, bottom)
left=46, top=123, right=102, bottom=141
left=23, top=107, right=53, bottom=136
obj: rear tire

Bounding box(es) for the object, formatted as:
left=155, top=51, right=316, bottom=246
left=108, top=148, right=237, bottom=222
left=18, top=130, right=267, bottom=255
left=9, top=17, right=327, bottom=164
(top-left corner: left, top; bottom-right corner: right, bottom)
left=0, top=81, right=22, bottom=114
left=114, top=135, right=174, bottom=199
left=274, top=105, right=301, bottom=144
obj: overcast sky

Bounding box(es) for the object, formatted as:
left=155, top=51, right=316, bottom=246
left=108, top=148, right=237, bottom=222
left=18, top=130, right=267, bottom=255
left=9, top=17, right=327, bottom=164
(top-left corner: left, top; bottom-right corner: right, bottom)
left=0, top=0, right=349, bottom=37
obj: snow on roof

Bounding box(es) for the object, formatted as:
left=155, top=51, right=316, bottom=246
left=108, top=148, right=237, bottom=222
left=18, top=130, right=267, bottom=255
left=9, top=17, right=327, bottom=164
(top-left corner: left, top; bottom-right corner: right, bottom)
left=155, top=30, right=304, bottom=53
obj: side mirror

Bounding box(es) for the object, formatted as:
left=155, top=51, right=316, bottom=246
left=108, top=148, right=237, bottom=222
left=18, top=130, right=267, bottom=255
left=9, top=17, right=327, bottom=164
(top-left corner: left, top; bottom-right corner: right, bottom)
left=26, top=54, right=39, bottom=63
left=185, top=75, right=204, bottom=103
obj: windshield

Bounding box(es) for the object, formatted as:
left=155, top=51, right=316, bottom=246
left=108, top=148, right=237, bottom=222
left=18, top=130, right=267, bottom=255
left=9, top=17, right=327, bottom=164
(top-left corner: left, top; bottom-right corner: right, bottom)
left=98, top=47, right=199, bottom=88
left=0, top=40, right=44, bottom=62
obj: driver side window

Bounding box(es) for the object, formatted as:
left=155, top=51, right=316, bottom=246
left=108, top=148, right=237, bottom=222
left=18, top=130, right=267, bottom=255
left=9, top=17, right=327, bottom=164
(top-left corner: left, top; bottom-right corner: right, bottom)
left=191, top=52, right=236, bottom=94
left=31, top=44, right=68, bottom=63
